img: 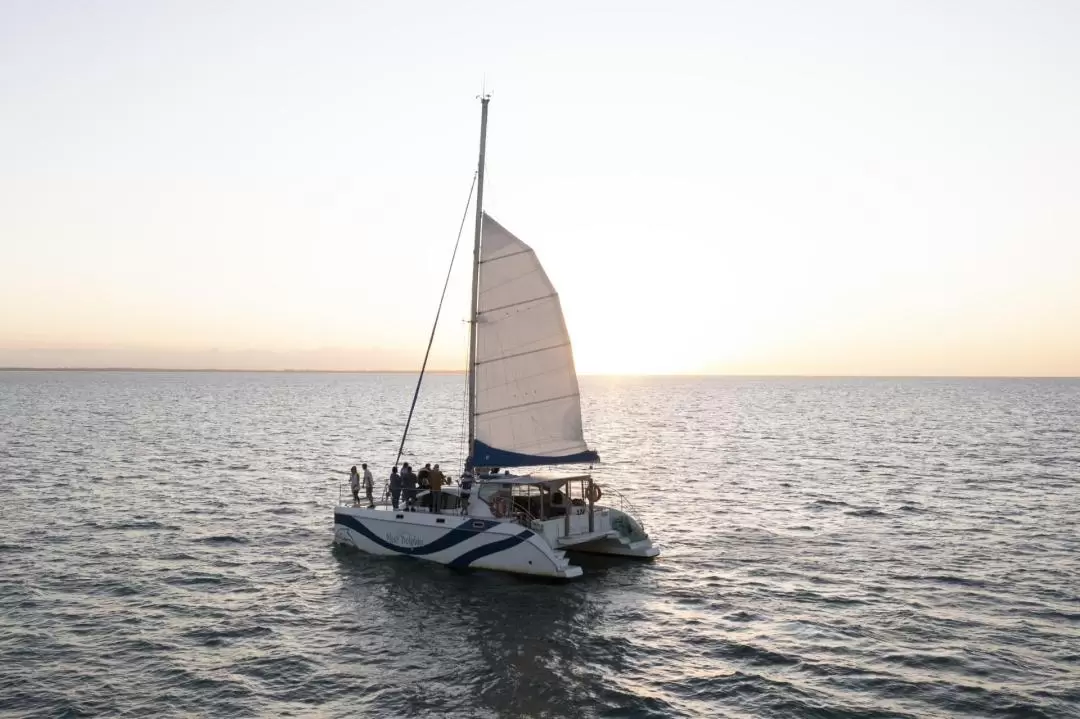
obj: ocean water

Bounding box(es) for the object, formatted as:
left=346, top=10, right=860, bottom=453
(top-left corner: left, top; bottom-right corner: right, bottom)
left=1, top=371, right=1078, bottom=718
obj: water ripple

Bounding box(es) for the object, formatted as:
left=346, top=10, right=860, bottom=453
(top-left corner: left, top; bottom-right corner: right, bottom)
left=1, top=372, right=1079, bottom=718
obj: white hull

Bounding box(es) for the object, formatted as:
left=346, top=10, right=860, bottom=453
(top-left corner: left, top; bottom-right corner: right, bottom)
left=333, top=501, right=659, bottom=579
left=334, top=506, right=584, bottom=579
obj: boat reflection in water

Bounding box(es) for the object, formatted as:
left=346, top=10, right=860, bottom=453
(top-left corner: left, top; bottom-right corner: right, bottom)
left=331, top=540, right=654, bottom=717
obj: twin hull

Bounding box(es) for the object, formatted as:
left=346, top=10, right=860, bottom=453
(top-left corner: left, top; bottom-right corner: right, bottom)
left=333, top=507, right=583, bottom=579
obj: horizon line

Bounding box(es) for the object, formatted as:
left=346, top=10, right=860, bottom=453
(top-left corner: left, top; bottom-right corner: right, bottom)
left=1, top=367, right=1078, bottom=380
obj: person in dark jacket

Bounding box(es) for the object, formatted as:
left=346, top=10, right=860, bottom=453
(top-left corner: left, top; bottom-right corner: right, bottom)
left=389, top=466, right=402, bottom=510
left=402, top=464, right=418, bottom=511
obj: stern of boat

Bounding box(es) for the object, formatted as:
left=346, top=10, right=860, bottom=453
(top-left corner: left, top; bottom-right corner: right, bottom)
left=567, top=505, right=660, bottom=558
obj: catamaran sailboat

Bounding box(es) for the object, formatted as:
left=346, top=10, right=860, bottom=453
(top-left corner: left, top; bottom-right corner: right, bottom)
left=333, top=96, right=659, bottom=579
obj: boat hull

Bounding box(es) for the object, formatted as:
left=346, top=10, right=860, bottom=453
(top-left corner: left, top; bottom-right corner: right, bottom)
left=333, top=507, right=583, bottom=579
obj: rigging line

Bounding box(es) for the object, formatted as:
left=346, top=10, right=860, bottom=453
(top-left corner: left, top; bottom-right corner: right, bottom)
left=394, top=172, right=478, bottom=469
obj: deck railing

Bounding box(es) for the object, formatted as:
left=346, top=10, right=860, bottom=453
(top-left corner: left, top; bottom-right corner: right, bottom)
left=511, top=505, right=540, bottom=527
left=596, top=484, right=645, bottom=528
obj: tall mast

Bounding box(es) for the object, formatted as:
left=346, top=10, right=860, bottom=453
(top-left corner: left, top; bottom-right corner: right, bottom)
left=466, top=95, right=490, bottom=468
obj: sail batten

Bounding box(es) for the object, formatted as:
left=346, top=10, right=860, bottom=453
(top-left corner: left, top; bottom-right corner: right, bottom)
left=478, top=293, right=558, bottom=316
left=471, top=213, right=598, bottom=468
left=476, top=392, right=583, bottom=418
left=479, top=247, right=534, bottom=264
left=474, top=342, right=571, bottom=367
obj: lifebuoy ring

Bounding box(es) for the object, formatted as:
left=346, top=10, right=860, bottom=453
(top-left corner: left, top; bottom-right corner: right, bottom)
left=586, top=484, right=602, bottom=503
left=491, top=496, right=510, bottom=518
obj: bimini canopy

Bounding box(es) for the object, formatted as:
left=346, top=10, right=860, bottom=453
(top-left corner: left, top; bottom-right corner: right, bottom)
left=476, top=472, right=590, bottom=489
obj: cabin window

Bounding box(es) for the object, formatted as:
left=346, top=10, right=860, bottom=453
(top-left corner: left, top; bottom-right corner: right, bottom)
left=477, top=483, right=502, bottom=505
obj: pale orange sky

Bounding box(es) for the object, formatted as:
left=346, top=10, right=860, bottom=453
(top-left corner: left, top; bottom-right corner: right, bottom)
left=2, top=1, right=1079, bottom=376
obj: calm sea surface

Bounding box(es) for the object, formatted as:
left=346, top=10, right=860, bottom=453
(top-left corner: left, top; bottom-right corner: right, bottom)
left=1, top=372, right=1078, bottom=718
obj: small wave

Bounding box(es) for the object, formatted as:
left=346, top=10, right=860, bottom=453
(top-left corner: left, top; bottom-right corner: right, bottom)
left=107, top=520, right=179, bottom=531
left=194, top=535, right=249, bottom=545
left=183, top=625, right=273, bottom=646
left=209, top=558, right=245, bottom=568
left=233, top=653, right=323, bottom=682
left=890, top=573, right=989, bottom=588
left=114, top=637, right=181, bottom=654
left=660, top=672, right=813, bottom=707
left=165, top=574, right=227, bottom=586
left=101, top=582, right=143, bottom=597
left=812, top=498, right=850, bottom=507
left=269, top=506, right=300, bottom=515
left=793, top=589, right=866, bottom=605
left=707, top=641, right=800, bottom=667
left=846, top=507, right=887, bottom=517
left=881, top=651, right=967, bottom=671
left=1030, top=609, right=1080, bottom=623
left=160, top=552, right=197, bottom=561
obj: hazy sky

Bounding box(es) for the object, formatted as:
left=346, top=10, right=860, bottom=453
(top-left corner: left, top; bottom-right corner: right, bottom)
left=2, top=1, right=1078, bottom=375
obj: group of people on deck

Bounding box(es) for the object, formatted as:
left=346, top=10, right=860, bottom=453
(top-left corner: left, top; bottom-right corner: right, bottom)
left=391, top=463, right=447, bottom=512
left=352, top=462, right=446, bottom=513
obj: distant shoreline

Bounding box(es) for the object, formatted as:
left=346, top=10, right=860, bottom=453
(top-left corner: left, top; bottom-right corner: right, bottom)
left=0, top=367, right=464, bottom=374
left=0, top=367, right=1076, bottom=379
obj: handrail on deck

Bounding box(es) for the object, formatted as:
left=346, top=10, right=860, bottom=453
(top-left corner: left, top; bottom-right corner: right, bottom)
left=509, top=503, right=580, bottom=531
left=595, top=484, right=645, bottom=529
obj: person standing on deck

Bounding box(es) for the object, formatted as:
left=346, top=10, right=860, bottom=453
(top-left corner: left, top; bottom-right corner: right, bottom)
left=402, top=464, right=418, bottom=512
left=389, top=466, right=402, bottom=510
left=349, top=466, right=361, bottom=505
left=362, top=463, right=374, bottom=508
left=429, top=464, right=445, bottom=514
left=417, top=463, right=431, bottom=510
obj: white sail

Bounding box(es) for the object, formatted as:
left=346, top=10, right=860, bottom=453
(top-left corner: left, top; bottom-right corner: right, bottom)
left=471, top=213, right=597, bottom=467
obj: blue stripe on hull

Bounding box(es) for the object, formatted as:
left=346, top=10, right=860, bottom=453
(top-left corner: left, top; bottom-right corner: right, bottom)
left=334, top=513, right=498, bottom=556
left=448, top=529, right=534, bottom=568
